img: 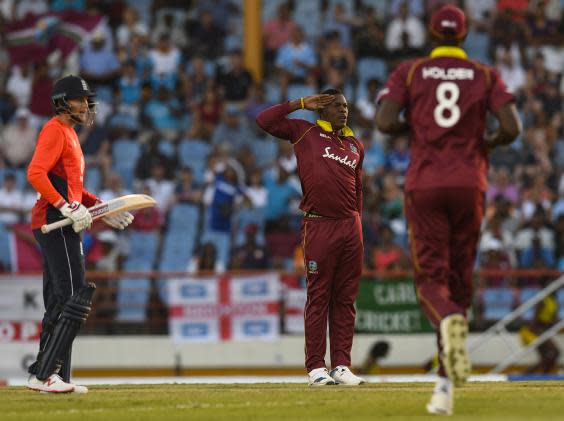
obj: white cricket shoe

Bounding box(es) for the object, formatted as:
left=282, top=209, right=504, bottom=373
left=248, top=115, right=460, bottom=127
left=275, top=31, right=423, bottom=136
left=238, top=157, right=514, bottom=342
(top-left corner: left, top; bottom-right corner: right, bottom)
left=308, top=367, right=336, bottom=386
left=426, top=379, right=453, bottom=416
left=440, top=314, right=471, bottom=387
left=27, top=374, right=74, bottom=393
left=71, top=384, right=88, bottom=394
left=329, top=366, right=366, bottom=385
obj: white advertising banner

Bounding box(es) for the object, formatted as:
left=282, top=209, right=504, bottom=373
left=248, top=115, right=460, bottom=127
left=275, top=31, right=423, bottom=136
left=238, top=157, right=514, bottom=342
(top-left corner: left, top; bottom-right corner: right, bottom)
left=0, top=276, right=43, bottom=378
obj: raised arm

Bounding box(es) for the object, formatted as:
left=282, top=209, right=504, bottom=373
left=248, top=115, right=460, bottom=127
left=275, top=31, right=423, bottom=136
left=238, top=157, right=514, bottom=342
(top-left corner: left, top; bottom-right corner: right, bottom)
left=256, top=94, right=335, bottom=141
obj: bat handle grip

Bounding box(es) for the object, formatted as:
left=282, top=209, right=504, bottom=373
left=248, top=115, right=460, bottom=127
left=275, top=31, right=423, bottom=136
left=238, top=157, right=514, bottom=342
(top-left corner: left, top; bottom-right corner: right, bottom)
left=40, top=217, right=73, bottom=234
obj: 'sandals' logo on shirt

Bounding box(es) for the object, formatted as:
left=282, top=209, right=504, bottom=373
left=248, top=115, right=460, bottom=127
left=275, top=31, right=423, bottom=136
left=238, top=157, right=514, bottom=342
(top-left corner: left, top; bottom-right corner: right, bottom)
left=322, top=146, right=357, bottom=169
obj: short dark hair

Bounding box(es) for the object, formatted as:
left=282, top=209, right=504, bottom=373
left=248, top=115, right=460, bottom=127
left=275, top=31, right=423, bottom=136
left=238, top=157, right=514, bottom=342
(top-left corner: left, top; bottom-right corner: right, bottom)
left=321, top=88, right=342, bottom=96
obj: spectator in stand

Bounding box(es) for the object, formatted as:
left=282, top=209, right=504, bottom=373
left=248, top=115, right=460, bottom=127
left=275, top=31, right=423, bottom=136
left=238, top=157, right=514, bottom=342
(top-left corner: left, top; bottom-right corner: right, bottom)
left=519, top=281, right=561, bottom=374
left=202, top=165, right=248, bottom=270
left=379, top=173, right=403, bottom=223
left=216, top=49, right=254, bottom=105
left=211, top=106, right=253, bottom=151
left=525, top=0, right=560, bottom=46
left=0, top=108, right=37, bottom=168
left=520, top=172, right=554, bottom=221
left=554, top=215, right=564, bottom=270
left=496, top=48, right=526, bottom=95
left=322, top=2, right=361, bottom=48
left=385, top=2, right=425, bottom=55
left=99, top=172, right=131, bottom=202
left=385, top=136, right=410, bottom=179
left=184, top=55, right=214, bottom=107
left=135, top=135, right=177, bottom=180
left=187, top=86, right=223, bottom=140
left=359, top=130, right=385, bottom=177
left=0, top=173, right=23, bottom=225
left=6, top=64, right=32, bottom=109
left=320, top=31, right=355, bottom=92
left=479, top=236, right=513, bottom=288
left=275, top=27, right=317, bottom=101
left=245, top=169, right=268, bottom=209
left=80, top=30, right=121, bottom=89
left=117, top=60, right=142, bottom=109
left=263, top=3, right=297, bottom=69
left=146, top=162, right=176, bottom=212
left=116, top=6, right=148, bottom=48
left=193, top=242, right=217, bottom=272
left=490, top=8, right=528, bottom=66
left=390, top=0, right=425, bottom=18
left=230, top=223, right=269, bottom=270
left=371, top=225, right=409, bottom=271
left=487, top=166, right=520, bottom=205
left=117, top=33, right=151, bottom=81
left=245, top=84, right=274, bottom=127
left=131, top=186, right=164, bottom=234
left=148, top=34, right=181, bottom=85
left=353, top=6, right=387, bottom=59
left=0, top=83, right=17, bottom=124
left=142, top=86, right=182, bottom=136
left=151, top=12, right=188, bottom=50
left=481, top=213, right=517, bottom=267
left=264, top=166, right=301, bottom=232
left=355, top=78, right=380, bottom=129
left=515, top=206, right=555, bottom=270
left=188, top=9, right=225, bottom=59
left=174, top=167, right=202, bottom=206
left=28, top=62, right=53, bottom=123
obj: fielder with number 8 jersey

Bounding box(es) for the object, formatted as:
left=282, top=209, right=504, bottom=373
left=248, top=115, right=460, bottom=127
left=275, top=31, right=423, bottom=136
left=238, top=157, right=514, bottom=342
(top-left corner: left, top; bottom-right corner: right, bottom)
left=377, top=5, right=521, bottom=416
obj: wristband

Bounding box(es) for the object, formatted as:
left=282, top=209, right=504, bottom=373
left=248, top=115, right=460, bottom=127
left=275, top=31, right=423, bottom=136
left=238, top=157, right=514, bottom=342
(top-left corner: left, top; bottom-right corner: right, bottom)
left=300, top=97, right=305, bottom=109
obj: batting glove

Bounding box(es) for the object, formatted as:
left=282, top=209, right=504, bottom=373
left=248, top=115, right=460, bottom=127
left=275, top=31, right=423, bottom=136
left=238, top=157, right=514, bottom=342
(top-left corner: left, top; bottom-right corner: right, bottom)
left=58, top=201, right=93, bottom=233
left=103, top=211, right=134, bottom=230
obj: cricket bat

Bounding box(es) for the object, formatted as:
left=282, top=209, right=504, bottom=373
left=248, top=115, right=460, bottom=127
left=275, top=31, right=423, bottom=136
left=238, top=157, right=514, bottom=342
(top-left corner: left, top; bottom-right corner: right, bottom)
left=41, top=194, right=157, bottom=234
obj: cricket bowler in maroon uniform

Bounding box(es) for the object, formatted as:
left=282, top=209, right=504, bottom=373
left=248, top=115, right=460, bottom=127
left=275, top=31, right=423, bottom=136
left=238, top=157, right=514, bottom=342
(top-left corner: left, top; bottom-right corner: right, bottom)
left=376, top=5, right=521, bottom=415
left=256, top=89, right=365, bottom=386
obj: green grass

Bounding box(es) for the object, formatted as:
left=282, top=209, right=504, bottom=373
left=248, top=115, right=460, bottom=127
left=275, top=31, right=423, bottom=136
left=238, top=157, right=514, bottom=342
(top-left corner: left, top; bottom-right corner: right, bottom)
left=1, top=382, right=563, bottom=420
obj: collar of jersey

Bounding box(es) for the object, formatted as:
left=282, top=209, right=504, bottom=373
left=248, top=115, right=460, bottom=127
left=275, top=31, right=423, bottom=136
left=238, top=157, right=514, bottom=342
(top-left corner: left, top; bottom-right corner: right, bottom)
left=430, top=46, right=467, bottom=60
left=316, top=119, right=354, bottom=137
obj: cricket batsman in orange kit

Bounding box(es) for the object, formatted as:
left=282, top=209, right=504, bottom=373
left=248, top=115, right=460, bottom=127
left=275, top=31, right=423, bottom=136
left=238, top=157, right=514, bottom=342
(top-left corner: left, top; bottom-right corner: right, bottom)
left=26, top=75, right=134, bottom=393
left=376, top=5, right=521, bottom=415
left=257, top=89, right=365, bottom=386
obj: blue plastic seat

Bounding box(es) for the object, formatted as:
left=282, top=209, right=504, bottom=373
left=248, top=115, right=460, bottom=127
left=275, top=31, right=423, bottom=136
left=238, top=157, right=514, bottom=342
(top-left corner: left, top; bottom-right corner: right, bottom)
left=116, top=277, right=151, bottom=322
left=112, top=139, right=141, bottom=190
left=519, top=287, right=541, bottom=321
left=482, top=287, right=514, bottom=321
left=357, top=57, right=387, bottom=85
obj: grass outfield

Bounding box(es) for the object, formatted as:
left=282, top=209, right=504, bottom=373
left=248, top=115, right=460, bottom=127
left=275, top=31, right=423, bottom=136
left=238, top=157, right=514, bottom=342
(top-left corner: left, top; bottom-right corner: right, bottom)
left=1, top=382, right=562, bottom=420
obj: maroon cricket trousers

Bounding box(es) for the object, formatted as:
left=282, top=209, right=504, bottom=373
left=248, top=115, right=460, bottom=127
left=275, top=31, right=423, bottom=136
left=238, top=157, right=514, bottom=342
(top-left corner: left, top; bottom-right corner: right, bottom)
left=301, top=213, right=363, bottom=372
left=405, top=187, right=484, bottom=376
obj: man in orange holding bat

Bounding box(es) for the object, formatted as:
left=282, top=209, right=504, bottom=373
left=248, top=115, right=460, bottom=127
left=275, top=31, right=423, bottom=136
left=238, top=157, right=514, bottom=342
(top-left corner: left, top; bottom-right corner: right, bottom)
left=26, top=75, right=134, bottom=394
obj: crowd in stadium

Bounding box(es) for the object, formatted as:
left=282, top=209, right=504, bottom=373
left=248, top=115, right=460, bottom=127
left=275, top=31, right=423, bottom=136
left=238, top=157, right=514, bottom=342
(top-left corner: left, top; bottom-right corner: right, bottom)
left=0, top=0, right=562, bottom=304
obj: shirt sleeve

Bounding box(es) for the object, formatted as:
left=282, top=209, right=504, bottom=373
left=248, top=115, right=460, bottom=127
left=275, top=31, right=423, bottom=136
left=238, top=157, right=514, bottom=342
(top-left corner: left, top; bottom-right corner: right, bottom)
left=487, top=67, right=516, bottom=113
left=81, top=189, right=99, bottom=207
left=377, top=62, right=410, bottom=107
left=255, top=102, right=310, bottom=143
left=27, top=124, right=65, bottom=206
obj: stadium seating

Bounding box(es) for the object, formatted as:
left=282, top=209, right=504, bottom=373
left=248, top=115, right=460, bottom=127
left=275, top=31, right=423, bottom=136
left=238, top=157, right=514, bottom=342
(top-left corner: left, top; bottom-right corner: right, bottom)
left=112, top=138, right=141, bottom=190
left=357, top=57, right=387, bottom=85
left=519, top=287, right=541, bottom=321
left=481, top=287, right=515, bottom=321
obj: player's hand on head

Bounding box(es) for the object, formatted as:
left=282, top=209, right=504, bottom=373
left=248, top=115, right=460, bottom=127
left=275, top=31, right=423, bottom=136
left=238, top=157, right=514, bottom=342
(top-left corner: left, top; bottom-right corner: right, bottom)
left=303, top=94, right=335, bottom=111
left=58, top=201, right=92, bottom=233
left=103, top=211, right=134, bottom=230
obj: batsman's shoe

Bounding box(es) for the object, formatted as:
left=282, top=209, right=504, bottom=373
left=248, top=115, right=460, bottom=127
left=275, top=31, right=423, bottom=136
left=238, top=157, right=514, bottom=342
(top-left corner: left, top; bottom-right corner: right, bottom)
left=329, top=366, right=366, bottom=385
left=27, top=374, right=74, bottom=393
left=72, top=383, right=88, bottom=394
left=440, top=314, right=471, bottom=387
left=308, top=368, right=336, bottom=386
left=426, top=380, right=453, bottom=416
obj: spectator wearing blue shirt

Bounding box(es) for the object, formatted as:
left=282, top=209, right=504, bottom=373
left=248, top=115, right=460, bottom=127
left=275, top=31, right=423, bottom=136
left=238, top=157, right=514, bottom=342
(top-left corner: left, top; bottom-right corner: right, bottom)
left=142, top=86, right=182, bottom=135
left=211, top=106, right=253, bottom=151
left=275, top=27, right=317, bottom=100
left=359, top=130, right=385, bottom=176
left=385, top=136, right=410, bottom=178
left=264, top=166, right=301, bottom=230
left=80, top=31, right=120, bottom=89
left=203, top=166, right=247, bottom=271
left=118, top=60, right=142, bottom=106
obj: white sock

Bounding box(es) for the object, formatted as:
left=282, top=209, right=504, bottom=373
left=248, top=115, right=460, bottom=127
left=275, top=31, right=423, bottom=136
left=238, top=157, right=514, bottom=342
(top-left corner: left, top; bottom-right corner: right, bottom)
left=435, top=377, right=452, bottom=393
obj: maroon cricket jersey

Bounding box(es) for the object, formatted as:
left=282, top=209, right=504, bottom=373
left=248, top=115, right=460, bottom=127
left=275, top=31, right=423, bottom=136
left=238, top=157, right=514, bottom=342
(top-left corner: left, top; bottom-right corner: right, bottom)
left=379, top=46, right=515, bottom=192
left=256, top=102, right=364, bottom=218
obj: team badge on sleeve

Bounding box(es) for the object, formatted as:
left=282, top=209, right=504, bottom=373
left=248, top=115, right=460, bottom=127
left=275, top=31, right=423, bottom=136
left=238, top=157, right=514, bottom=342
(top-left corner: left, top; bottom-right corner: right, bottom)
left=349, top=143, right=358, bottom=154
left=308, top=260, right=319, bottom=274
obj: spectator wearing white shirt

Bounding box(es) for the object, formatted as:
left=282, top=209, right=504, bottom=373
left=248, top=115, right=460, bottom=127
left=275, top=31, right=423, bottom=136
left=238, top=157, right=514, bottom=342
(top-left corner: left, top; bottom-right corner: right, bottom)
left=6, top=65, right=32, bottom=108
left=385, top=2, right=425, bottom=52
left=496, top=48, right=526, bottom=94
left=116, top=7, right=149, bottom=48
left=146, top=163, right=175, bottom=212
left=0, top=173, right=23, bottom=225
left=148, top=34, right=181, bottom=77
left=0, top=108, right=37, bottom=167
